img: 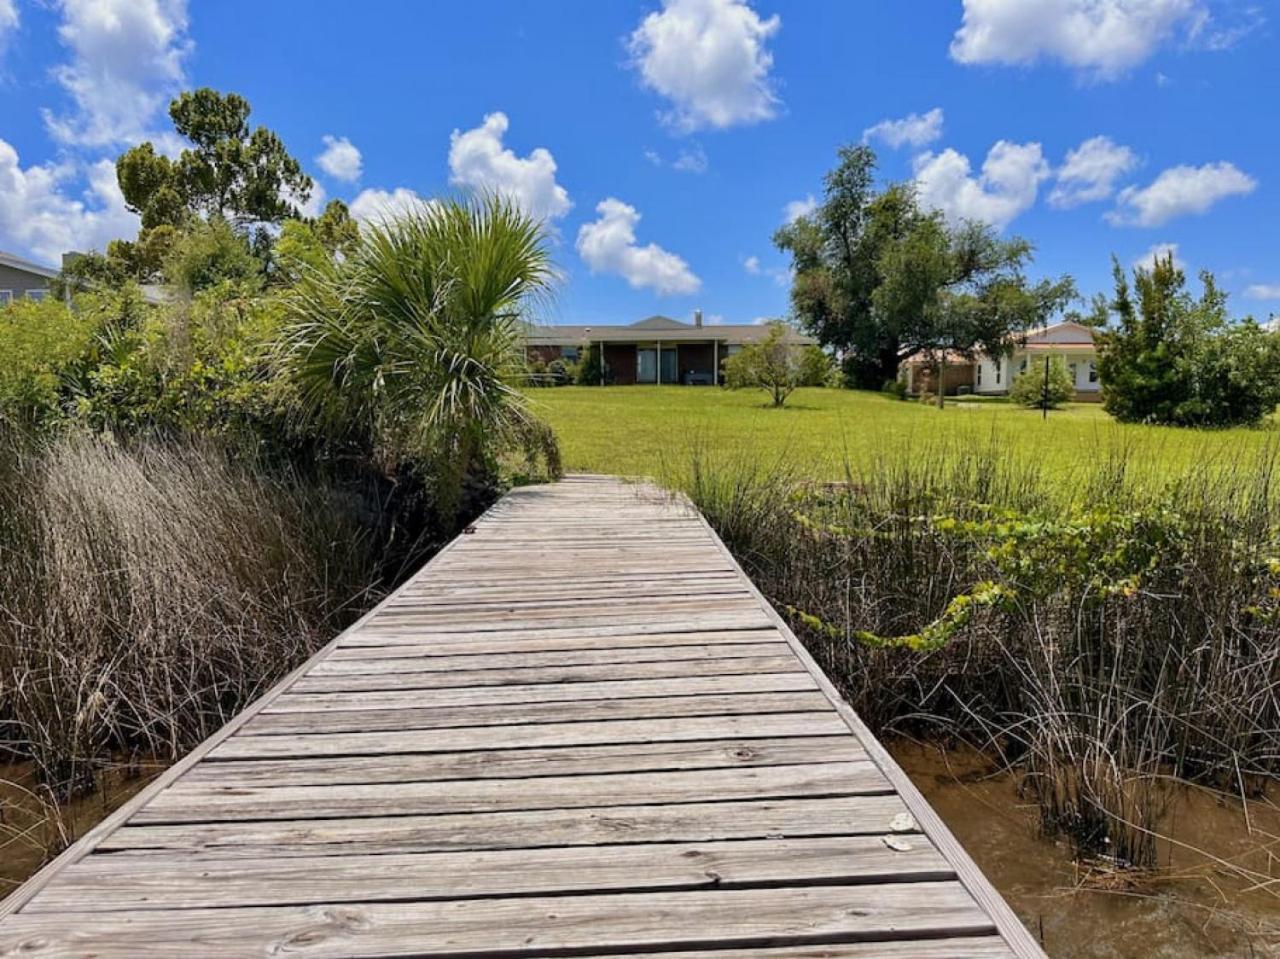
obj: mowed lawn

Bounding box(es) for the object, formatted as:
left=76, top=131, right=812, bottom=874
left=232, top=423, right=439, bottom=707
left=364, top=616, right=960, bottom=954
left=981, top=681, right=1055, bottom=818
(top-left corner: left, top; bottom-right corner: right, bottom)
left=528, top=386, right=1278, bottom=487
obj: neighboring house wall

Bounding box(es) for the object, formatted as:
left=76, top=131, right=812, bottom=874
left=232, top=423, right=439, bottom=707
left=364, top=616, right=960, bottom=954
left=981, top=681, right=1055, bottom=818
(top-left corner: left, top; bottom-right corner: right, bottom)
left=913, top=361, right=976, bottom=395
left=0, top=263, right=52, bottom=304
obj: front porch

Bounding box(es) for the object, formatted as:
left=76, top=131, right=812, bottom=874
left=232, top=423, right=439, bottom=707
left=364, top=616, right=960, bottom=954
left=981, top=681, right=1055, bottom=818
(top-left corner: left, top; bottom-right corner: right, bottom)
left=601, top=340, right=729, bottom=385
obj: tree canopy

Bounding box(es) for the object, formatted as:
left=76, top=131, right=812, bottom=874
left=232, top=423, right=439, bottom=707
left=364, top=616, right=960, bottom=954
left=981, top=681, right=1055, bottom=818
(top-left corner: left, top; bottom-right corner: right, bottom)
left=1097, top=255, right=1280, bottom=427
left=774, top=145, right=1075, bottom=388
left=117, top=89, right=313, bottom=229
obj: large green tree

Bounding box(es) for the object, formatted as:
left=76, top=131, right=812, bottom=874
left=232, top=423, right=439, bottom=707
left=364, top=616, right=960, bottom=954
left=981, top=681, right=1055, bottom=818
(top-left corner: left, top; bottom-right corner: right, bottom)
left=774, top=144, right=1074, bottom=389
left=1097, top=255, right=1280, bottom=426
left=117, top=89, right=313, bottom=228
left=875, top=217, right=1076, bottom=405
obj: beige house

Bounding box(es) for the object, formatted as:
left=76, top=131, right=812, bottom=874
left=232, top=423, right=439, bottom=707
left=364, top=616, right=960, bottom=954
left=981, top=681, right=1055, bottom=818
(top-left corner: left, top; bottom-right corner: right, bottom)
left=903, top=321, right=1102, bottom=401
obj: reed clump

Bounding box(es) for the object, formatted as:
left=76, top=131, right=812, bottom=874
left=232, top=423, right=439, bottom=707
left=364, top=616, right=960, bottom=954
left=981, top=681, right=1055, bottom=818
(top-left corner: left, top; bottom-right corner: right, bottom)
left=683, top=438, right=1280, bottom=869
left=0, top=429, right=380, bottom=798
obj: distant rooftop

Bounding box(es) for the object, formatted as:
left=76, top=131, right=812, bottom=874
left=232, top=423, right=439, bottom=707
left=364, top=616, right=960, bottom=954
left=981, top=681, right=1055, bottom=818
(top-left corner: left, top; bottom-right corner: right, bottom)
left=524, top=314, right=815, bottom=345
left=0, top=250, right=60, bottom=279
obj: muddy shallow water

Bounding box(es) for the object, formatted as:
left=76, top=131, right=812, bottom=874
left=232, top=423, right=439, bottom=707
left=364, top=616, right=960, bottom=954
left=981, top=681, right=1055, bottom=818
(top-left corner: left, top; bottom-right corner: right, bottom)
left=0, top=761, right=159, bottom=898
left=894, top=740, right=1280, bottom=958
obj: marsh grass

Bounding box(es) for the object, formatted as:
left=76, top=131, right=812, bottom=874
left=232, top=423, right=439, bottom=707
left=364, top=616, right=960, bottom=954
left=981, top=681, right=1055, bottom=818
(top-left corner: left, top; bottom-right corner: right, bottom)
left=682, top=435, right=1280, bottom=869
left=0, top=429, right=381, bottom=797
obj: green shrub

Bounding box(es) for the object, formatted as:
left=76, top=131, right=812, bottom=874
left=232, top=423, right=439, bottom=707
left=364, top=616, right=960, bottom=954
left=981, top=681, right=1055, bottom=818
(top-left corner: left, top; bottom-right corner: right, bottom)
left=723, top=321, right=806, bottom=407
left=0, top=296, right=98, bottom=431
left=1009, top=354, right=1075, bottom=408
left=881, top=377, right=908, bottom=400
left=1098, top=255, right=1280, bottom=427
left=797, top=345, right=839, bottom=387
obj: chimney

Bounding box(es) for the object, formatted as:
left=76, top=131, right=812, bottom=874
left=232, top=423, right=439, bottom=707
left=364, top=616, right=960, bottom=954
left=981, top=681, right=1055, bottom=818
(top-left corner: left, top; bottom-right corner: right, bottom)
left=694, top=308, right=703, bottom=328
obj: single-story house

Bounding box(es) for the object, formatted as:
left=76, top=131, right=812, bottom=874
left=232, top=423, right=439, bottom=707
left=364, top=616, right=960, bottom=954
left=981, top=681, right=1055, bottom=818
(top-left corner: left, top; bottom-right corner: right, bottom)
left=524, top=312, right=816, bottom=385
left=0, top=250, right=59, bottom=304
left=902, top=321, right=1102, bottom=401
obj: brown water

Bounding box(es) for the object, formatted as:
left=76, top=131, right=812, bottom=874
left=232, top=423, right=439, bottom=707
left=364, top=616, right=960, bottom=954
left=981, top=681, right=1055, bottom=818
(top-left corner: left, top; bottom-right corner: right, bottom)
left=0, top=761, right=160, bottom=898
left=894, top=740, right=1280, bottom=958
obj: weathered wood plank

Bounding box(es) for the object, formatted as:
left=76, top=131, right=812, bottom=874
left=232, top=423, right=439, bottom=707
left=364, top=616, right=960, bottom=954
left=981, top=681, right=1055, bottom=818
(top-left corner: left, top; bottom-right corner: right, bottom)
left=211, top=712, right=852, bottom=760
left=269, top=672, right=818, bottom=712
left=288, top=654, right=801, bottom=694
left=310, top=640, right=789, bottom=674
left=137, top=760, right=891, bottom=824
left=26, top=837, right=953, bottom=912
left=252, top=691, right=830, bottom=734
left=102, top=794, right=916, bottom=857
left=176, top=736, right=868, bottom=787
left=0, top=883, right=994, bottom=958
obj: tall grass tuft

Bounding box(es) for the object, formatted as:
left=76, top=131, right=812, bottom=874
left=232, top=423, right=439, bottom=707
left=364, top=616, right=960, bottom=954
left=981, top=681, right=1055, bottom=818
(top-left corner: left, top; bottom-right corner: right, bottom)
left=0, top=429, right=379, bottom=797
left=684, top=436, right=1280, bottom=869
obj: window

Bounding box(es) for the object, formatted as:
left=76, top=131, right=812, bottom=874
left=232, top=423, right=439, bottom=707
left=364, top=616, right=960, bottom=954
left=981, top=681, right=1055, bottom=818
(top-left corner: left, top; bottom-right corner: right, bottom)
left=994, top=360, right=1002, bottom=385
left=560, top=345, right=579, bottom=362
left=1069, top=363, right=1078, bottom=383
left=976, top=364, right=983, bottom=387
left=0, top=291, right=12, bottom=306
left=26, top=289, right=47, bottom=301
left=1019, top=357, right=1028, bottom=374
left=1088, top=361, right=1098, bottom=383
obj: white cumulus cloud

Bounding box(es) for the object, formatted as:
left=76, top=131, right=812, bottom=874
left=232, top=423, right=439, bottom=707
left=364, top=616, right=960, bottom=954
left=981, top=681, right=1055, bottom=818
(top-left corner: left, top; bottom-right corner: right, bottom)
left=43, top=0, right=192, bottom=148
left=448, top=112, right=571, bottom=223
left=862, top=107, right=944, bottom=149
left=949, top=0, right=1204, bottom=80
left=743, top=255, right=761, bottom=274
left=1132, top=241, right=1185, bottom=271
left=1050, top=135, right=1139, bottom=208
left=576, top=197, right=701, bottom=296
left=1107, top=161, right=1256, bottom=227
left=316, top=135, right=362, bottom=183
left=628, top=0, right=781, bottom=131
left=0, top=138, right=140, bottom=264
left=0, top=0, right=19, bottom=64
left=782, top=194, right=817, bottom=223
left=348, top=187, right=432, bottom=226
left=913, top=140, right=1050, bottom=230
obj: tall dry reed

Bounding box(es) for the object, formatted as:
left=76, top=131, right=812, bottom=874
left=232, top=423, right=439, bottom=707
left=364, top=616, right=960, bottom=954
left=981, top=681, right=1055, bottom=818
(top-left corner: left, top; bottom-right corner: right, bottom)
left=0, top=430, right=379, bottom=796
left=683, top=437, right=1280, bottom=868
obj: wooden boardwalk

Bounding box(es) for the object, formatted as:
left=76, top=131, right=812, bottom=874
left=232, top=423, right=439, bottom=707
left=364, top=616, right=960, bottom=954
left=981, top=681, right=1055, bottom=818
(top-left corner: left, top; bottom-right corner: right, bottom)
left=0, top=475, right=1042, bottom=958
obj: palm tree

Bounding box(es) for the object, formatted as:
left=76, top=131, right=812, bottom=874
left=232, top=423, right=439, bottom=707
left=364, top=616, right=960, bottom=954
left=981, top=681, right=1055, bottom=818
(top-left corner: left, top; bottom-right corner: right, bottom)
left=281, top=194, right=561, bottom=528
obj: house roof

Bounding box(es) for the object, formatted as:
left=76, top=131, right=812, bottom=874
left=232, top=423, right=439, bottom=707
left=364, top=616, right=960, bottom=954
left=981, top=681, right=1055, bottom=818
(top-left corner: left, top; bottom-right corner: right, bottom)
left=523, top=316, right=816, bottom=346
left=0, top=250, right=60, bottom=279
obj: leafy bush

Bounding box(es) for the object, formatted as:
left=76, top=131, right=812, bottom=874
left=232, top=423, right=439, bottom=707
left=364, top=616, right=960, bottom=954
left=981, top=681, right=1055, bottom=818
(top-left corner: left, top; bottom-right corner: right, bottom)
left=164, top=217, right=263, bottom=294
left=1009, top=354, right=1075, bottom=408
left=797, top=345, right=839, bottom=387
left=881, top=377, right=908, bottom=401
left=723, top=321, right=806, bottom=407
left=1098, top=255, right=1280, bottom=426
left=0, top=296, right=99, bottom=431
left=574, top=342, right=606, bottom=385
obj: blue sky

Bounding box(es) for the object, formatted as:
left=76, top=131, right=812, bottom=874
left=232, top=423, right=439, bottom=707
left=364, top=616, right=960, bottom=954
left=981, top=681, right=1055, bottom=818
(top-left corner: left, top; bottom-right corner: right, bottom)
left=1, top=1, right=1276, bottom=325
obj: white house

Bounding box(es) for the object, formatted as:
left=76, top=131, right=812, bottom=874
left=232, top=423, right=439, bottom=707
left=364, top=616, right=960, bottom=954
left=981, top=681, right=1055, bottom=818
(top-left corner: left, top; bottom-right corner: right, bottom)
left=903, top=321, right=1102, bottom=401
left=974, top=321, right=1100, bottom=400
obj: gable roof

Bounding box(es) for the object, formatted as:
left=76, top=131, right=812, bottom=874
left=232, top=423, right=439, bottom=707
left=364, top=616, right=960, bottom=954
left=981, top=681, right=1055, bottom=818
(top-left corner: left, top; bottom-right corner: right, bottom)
left=0, top=251, right=59, bottom=280
left=629, top=315, right=690, bottom=331
left=523, top=319, right=815, bottom=346
left=1024, top=320, right=1097, bottom=345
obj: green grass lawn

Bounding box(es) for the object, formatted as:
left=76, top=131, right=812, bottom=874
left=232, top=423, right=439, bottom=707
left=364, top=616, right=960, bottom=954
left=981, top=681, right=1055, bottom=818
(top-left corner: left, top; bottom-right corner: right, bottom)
left=528, top=386, right=1278, bottom=489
